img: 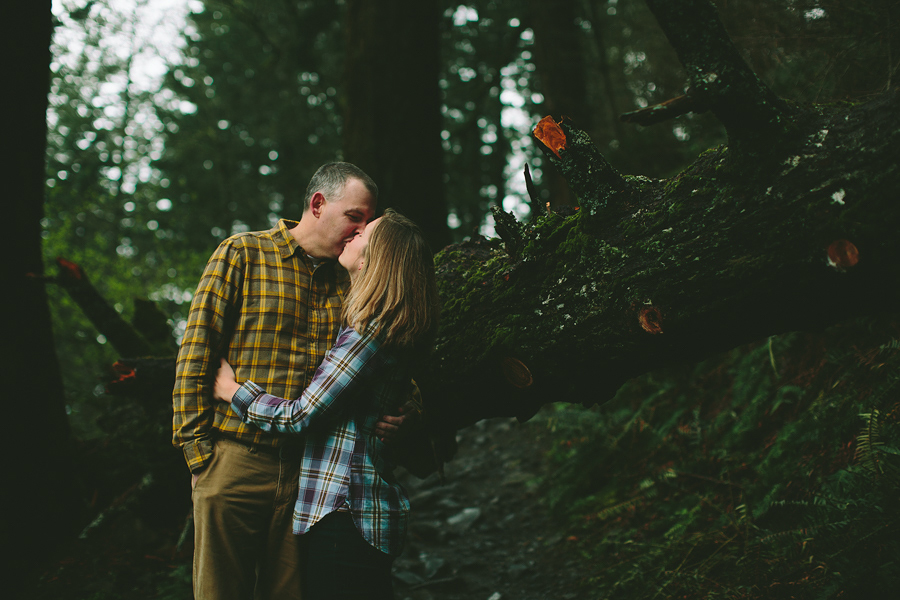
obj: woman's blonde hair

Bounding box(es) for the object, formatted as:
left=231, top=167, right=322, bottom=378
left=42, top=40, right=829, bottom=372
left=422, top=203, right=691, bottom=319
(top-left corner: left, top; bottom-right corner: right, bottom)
left=342, top=209, right=440, bottom=348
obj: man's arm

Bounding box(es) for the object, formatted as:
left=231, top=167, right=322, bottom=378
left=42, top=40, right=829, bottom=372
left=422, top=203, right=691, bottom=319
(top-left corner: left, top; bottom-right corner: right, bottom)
left=173, top=240, right=244, bottom=475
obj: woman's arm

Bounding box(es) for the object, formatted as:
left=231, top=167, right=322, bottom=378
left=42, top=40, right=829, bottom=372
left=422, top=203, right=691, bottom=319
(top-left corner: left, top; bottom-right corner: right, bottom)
left=217, top=326, right=382, bottom=434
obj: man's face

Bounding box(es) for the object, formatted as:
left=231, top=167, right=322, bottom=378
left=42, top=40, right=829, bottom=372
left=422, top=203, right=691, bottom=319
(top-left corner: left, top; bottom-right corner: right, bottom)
left=316, top=178, right=376, bottom=259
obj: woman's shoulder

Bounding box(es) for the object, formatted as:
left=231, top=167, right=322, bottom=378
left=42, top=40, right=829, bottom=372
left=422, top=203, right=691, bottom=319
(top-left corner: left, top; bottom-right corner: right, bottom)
left=336, top=324, right=388, bottom=355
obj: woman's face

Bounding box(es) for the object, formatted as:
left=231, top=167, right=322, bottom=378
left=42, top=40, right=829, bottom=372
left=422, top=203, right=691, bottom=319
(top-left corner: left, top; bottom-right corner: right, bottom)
left=339, top=217, right=380, bottom=276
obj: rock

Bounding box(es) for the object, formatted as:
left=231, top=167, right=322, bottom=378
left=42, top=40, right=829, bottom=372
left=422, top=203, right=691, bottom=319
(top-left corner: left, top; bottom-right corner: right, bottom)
left=419, top=551, right=448, bottom=579
left=446, top=507, right=481, bottom=531
left=393, top=569, right=426, bottom=586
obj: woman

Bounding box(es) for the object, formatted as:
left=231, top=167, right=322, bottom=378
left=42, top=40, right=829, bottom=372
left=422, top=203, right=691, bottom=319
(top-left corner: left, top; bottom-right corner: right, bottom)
left=213, top=209, right=439, bottom=599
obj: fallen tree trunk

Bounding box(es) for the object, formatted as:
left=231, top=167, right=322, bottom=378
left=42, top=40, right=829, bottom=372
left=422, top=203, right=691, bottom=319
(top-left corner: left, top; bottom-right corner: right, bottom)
left=44, top=257, right=171, bottom=358
left=416, top=0, right=900, bottom=464
left=426, top=89, right=899, bottom=434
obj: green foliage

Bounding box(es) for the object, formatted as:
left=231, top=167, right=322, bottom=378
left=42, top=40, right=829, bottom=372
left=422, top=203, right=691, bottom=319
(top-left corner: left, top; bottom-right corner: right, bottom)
left=45, top=0, right=207, bottom=434
left=535, top=316, right=900, bottom=598
left=154, top=0, right=347, bottom=237
left=438, top=0, right=533, bottom=233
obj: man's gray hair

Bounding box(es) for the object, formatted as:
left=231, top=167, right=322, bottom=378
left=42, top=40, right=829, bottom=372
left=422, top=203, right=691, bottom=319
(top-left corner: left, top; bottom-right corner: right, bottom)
left=303, top=162, right=378, bottom=211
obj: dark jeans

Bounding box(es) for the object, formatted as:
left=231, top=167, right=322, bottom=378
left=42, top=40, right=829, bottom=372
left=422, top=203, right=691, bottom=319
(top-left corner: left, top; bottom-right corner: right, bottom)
left=301, top=511, right=395, bottom=600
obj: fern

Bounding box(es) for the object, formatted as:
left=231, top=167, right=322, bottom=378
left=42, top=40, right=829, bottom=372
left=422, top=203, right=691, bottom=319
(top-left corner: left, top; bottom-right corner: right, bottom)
left=535, top=315, right=900, bottom=598
left=594, top=471, right=676, bottom=521
left=878, top=339, right=900, bottom=353
left=856, top=410, right=884, bottom=478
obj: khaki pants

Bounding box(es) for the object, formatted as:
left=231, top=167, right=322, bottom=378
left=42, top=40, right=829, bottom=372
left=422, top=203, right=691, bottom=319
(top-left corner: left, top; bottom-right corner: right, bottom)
left=192, top=438, right=303, bottom=600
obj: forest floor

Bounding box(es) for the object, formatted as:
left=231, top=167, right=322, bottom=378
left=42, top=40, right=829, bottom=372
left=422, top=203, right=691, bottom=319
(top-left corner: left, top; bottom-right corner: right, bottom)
left=25, top=415, right=592, bottom=600
left=393, top=416, right=589, bottom=600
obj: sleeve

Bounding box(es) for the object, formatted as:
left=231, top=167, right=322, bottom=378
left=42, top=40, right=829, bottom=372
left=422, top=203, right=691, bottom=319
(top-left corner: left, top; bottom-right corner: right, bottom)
left=172, top=239, right=245, bottom=473
left=230, top=327, right=382, bottom=434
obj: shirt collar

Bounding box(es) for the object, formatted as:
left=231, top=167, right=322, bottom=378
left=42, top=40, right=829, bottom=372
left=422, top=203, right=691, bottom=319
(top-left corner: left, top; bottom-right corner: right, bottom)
left=273, top=220, right=347, bottom=286
left=273, top=219, right=299, bottom=260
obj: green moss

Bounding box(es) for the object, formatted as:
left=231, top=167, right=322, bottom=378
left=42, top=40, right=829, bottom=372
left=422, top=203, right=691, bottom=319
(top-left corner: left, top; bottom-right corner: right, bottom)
left=522, top=211, right=580, bottom=261
left=557, top=223, right=590, bottom=259
left=434, top=248, right=465, bottom=269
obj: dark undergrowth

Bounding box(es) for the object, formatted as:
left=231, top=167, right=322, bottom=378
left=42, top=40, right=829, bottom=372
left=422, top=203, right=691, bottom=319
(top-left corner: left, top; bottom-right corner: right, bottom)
left=535, top=313, right=900, bottom=599
left=23, top=313, right=900, bottom=599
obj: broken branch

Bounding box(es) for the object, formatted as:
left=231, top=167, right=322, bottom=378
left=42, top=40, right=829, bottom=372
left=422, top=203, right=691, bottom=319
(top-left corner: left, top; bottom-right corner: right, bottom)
left=533, top=118, right=632, bottom=222
left=620, top=94, right=709, bottom=126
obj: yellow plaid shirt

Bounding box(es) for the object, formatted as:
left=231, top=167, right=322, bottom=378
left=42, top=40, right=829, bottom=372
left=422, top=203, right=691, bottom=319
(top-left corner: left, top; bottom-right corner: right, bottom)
left=172, top=219, right=349, bottom=473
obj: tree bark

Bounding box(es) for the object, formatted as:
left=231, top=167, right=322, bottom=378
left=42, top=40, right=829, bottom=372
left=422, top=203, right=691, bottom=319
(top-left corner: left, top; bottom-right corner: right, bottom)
left=342, top=0, right=449, bottom=250
left=4, top=0, right=78, bottom=590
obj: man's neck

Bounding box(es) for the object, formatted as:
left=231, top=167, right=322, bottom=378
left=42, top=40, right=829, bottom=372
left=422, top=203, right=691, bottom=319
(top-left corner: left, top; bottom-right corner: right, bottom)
left=289, top=216, right=328, bottom=260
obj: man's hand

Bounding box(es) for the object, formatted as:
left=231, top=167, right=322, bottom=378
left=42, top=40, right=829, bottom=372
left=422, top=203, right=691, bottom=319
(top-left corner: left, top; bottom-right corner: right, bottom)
left=213, top=358, right=241, bottom=402
left=375, top=400, right=421, bottom=444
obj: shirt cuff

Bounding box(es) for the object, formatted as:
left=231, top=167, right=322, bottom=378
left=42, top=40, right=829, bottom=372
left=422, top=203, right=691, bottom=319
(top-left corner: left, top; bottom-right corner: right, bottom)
left=182, top=438, right=214, bottom=474
left=231, top=380, right=265, bottom=419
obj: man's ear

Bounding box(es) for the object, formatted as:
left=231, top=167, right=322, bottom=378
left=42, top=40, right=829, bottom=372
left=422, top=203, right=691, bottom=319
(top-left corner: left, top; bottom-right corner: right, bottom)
left=309, top=192, right=326, bottom=218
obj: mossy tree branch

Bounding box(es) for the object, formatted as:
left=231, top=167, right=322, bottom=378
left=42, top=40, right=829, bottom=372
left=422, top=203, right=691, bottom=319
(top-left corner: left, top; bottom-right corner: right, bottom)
left=422, top=89, right=900, bottom=468
left=534, top=118, right=633, bottom=222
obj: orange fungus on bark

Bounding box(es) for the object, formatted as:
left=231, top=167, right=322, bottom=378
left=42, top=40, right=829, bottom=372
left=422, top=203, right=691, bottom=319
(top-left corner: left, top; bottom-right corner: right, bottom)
left=639, top=306, right=664, bottom=334
left=533, top=116, right=567, bottom=157
left=827, top=239, right=859, bottom=270
left=502, top=357, right=534, bottom=388
left=111, top=361, right=137, bottom=383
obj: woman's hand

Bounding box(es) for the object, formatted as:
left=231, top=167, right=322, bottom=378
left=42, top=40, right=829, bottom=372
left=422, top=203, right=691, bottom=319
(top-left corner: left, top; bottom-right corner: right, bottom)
left=213, top=358, right=241, bottom=402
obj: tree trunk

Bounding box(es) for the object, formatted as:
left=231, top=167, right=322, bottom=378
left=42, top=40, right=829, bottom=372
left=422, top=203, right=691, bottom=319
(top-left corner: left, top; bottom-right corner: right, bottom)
left=342, top=0, right=450, bottom=250
left=4, top=0, right=78, bottom=590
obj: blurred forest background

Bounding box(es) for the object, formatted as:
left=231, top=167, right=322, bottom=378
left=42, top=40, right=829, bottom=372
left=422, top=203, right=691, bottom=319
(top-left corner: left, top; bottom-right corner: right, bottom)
left=15, top=0, right=900, bottom=598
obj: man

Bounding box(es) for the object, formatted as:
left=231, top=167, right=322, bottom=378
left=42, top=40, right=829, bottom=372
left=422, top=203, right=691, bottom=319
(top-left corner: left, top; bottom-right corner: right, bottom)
left=174, top=162, right=400, bottom=599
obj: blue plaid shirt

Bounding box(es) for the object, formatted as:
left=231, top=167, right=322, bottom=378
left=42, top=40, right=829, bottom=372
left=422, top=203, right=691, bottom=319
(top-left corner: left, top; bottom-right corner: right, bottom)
left=231, top=325, right=412, bottom=557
